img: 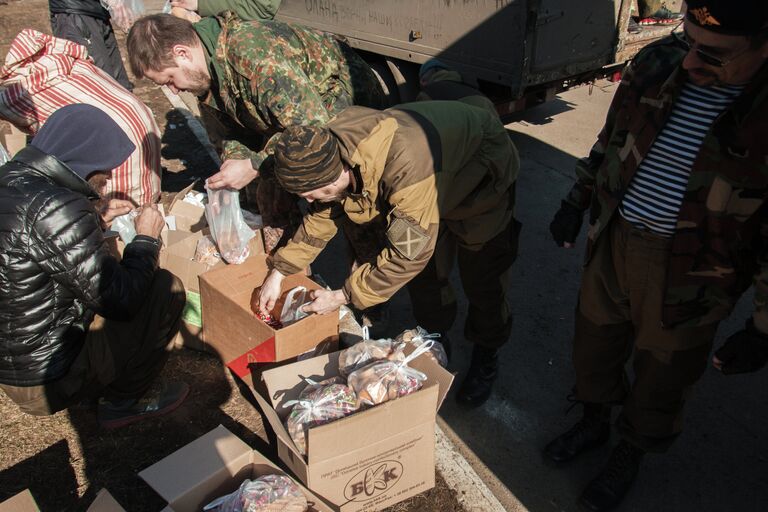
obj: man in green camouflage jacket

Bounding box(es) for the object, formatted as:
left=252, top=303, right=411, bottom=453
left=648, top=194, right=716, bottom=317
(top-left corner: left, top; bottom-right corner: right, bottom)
left=127, top=13, right=385, bottom=252
left=545, top=1, right=768, bottom=510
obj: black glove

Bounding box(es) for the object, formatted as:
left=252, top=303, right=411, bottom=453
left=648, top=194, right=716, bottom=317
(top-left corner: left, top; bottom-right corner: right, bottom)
left=550, top=200, right=584, bottom=247
left=714, top=321, right=768, bottom=375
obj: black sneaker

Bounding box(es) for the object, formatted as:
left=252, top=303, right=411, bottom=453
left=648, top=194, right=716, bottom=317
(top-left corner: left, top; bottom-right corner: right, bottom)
left=97, top=381, right=189, bottom=429
left=455, top=345, right=497, bottom=408
left=579, top=440, right=644, bottom=511
left=544, top=404, right=611, bottom=463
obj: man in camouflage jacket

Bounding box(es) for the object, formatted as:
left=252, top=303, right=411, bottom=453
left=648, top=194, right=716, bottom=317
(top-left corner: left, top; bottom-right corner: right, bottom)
left=256, top=101, right=520, bottom=407
left=545, top=1, right=768, bottom=510
left=127, top=13, right=385, bottom=252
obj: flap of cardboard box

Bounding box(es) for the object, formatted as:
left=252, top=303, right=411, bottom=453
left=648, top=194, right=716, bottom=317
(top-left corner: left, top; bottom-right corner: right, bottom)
left=167, top=181, right=206, bottom=233
left=139, top=425, right=253, bottom=509
left=86, top=489, right=127, bottom=512
left=0, top=490, right=40, bottom=512
left=139, top=425, right=334, bottom=512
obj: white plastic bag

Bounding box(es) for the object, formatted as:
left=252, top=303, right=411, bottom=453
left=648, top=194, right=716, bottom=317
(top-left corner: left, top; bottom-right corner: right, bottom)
left=279, top=286, right=312, bottom=326
left=111, top=209, right=139, bottom=244
left=0, top=144, right=10, bottom=166
left=204, top=186, right=255, bottom=264
left=203, top=475, right=308, bottom=511
left=101, top=0, right=145, bottom=31
left=395, top=327, right=448, bottom=367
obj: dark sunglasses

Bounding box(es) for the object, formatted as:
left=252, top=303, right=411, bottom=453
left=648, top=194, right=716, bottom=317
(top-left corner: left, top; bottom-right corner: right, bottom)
left=671, top=23, right=755, bottom=68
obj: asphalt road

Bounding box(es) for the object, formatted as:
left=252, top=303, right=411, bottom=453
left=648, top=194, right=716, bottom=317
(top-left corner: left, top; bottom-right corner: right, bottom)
left=316, top=81, right=768, bottom=512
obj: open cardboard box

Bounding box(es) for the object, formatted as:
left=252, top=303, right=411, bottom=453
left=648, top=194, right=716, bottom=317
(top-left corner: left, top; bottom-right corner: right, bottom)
left=254, top=349, right=454, bottom=511
left=138, top=425, right=333, bottom=512
left=0, top=490, right=40, bottom=512
left=200, top=255, right=338, bottom=377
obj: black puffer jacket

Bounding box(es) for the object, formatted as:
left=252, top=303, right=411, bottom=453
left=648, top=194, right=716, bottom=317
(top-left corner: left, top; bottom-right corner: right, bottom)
left=48, top=0, right=110, bottom=20
left=0, top=146, right=159, bottom=386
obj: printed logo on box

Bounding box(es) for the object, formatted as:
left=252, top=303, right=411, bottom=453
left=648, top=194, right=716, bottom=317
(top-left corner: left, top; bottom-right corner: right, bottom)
left=343, top=460, right=403, bottom=501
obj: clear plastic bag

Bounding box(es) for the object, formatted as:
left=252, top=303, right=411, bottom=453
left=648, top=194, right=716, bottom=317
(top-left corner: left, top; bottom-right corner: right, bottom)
left=284, top=378, right=358, bottom=456
left=0, top=143, right=10, bottom=166
left=111, top=209, right=139, bottom=243
left=338, top=338, right=397, bottom=378
left=203, top=475, right=308, bottom=512
left=204, top=187, right=255, bottom=264
left=395, top=327, right=448, bottom=368
left=101, top=0, right=145, bottom=32
left=279, top=286, right=312, bottom=326
left=194, top=235, right=222, bottom=266
left=347, top=342, right=432, bottom=407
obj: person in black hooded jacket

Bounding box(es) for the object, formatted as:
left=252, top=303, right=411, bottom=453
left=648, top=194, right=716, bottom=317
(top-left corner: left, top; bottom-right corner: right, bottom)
left=0, top=104, right=188, bottom=429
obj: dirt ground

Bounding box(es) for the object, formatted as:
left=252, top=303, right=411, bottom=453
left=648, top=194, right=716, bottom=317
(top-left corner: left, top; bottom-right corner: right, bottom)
left=0, top=2, right=459, bottom=510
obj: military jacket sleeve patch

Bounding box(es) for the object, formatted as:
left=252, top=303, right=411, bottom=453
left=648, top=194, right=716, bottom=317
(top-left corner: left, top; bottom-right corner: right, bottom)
left=386, top=212, right=431, bottom=261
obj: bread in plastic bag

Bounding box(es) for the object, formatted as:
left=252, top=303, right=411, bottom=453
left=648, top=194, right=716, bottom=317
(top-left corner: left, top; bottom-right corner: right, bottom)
left=395, top=327, right=448, bottom=368
left=284, top=378, right=358, bottom=456
left=337, top=338, right=397, bottom=378
left=204, top=186, right=255, bottom=264
left=194, top=235, right=222, bottom=266
left=203, top=474, right=308, bottom=512
left=347, top=342, right=432, bottom=407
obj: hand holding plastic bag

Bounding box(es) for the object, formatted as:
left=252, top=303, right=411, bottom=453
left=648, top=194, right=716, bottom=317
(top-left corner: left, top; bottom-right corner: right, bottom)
left=279, top=286, right=312, bottom=326
left=204, top=186, right=255, bottom=264
left=101, top=0, right=144, bottom=32
left=204, top=475, right=308, bottom=511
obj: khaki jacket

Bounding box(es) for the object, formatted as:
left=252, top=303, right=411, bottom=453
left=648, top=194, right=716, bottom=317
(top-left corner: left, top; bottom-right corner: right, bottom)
left=272, top=101, right=519, bottom=309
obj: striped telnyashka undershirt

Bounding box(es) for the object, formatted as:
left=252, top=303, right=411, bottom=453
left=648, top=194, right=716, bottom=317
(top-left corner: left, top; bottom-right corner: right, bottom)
left=619, top=81, right=745, bottom=237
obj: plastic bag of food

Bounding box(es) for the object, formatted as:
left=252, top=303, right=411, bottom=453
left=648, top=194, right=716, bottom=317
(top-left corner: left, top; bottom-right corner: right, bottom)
left=194, top=235, right=221, bottom=266
left=204, top=186, right=255, bottom=264
left=203, top=475, right=308, bottom=512
left=347, top=341, right=432, bottom=407
left=284, top=378, right=358, bottom=456
left=279, top=286, right=312, bottom=326
left=337, top=338, right=397, bottom=378
left=111, top=209, right=139, bottom=243
left=100, top=0, right=144, bottom=31
left=395, top=327, right=448, bottom=368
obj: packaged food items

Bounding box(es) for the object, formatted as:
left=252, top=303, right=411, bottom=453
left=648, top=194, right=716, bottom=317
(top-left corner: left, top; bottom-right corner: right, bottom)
left=395, top=327, right=449, bottom=368
left=337, top=339, right=397, bottom=378
left=284, top=378, right=358, bottom=456
left=204, top=187, right=255, bottom=264
left=347, top=342, right=432, bottom=406
left=203, top=474, right=308, bottom=512
left=194, top=235, right=222, bottom=266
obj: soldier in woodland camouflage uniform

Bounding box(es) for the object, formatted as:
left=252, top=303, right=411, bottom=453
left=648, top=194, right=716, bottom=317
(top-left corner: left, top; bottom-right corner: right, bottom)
left=545, top=1, right=768, bottom=510
left=126, top=14, right=386, bottom=253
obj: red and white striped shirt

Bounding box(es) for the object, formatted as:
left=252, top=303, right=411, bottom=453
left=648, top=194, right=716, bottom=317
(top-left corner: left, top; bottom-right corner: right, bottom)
left=0, top=29, right=161, bottom=204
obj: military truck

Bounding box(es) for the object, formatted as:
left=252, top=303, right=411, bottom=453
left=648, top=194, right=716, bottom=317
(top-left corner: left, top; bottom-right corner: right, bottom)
left=276, top=0, right=681, bottom=115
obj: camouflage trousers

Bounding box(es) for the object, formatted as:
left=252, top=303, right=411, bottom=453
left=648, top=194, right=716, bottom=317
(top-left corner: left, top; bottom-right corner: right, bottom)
left=574, top=217, right=718, bottom=452
left=406, top=216, right=520, bottom=350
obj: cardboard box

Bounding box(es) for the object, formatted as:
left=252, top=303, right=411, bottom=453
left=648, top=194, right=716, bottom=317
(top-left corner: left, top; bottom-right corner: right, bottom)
left=0, top=490, right=40, bottom=512
left=86, top=489, right=126, bottom=512
left=200, top=255, right=339, bottom=377
left=138, top=425, right=333, bottom=512
left=166, top=182, right=207, bottom=233
left=254, top=349, right=454, bottom=511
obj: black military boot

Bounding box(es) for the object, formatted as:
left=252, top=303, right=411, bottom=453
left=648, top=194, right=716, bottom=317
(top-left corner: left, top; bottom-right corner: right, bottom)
left=579, top=440, right=644, bottom=511
left=543, top=402, right=611, bottom=463
left=455, top=345, right=497, bottom=407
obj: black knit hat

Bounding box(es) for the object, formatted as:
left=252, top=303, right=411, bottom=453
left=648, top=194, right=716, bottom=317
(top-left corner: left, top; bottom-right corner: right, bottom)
left=686, top=0, right=768, bottom=35
left=274, top=126, right=343, bottom=194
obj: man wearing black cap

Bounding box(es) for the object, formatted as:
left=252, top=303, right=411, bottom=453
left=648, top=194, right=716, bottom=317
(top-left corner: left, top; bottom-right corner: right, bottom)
left=546, top=1, right=768, bottom=510
left=256, top=101, right=521, bottom=408
left=0, top=104, right=188, bottom=429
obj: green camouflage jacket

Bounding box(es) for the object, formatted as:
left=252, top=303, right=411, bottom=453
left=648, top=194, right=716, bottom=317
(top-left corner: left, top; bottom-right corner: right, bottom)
left=193, top=14, right=385, bottom=171
left=565, top=38, right=768, bottom=330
